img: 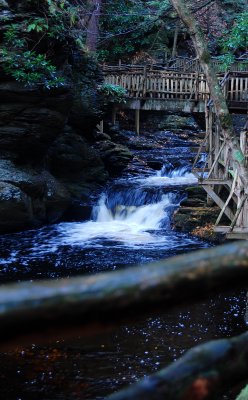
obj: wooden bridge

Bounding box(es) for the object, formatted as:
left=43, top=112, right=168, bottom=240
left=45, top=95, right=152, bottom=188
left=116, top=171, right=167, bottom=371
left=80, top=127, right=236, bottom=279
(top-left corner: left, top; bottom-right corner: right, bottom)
left=103, top=60, right=248, bottom=239
left=103, top=65, right=248, bottom=112
left=192, top=111, right=248, bottom=240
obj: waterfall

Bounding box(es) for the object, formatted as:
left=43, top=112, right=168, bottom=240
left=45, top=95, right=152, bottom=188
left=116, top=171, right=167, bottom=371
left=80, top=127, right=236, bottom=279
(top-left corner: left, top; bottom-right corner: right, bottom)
left=138, top=165, right=198, bottom=186
left=58, top=189, right=180, bottom=246
left=55, top=164, right=196, bottom=246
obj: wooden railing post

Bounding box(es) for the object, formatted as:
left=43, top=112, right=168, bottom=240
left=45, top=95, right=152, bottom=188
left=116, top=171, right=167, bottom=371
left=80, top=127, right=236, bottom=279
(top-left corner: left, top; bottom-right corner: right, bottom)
left=112, top=106, right=117, bottom=126
left=135, top=109, right=140, bottom=135
left=143, top=65, right=147, bottom=97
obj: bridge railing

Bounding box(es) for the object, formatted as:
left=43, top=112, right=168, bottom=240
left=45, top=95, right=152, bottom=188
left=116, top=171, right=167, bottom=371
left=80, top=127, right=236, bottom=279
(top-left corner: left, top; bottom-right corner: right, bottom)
left=104, top=70, right=210, bottom=100
left=104, top=68, right=248, bottom=103
left=103, top=58, right=248, bottom=74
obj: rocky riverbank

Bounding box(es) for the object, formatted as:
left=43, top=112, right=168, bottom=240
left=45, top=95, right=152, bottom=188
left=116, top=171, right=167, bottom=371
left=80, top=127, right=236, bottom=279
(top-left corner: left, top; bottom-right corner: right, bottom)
left=0, top=0, right=132, bottom=233
left=173, top=186, right=224, bottom=243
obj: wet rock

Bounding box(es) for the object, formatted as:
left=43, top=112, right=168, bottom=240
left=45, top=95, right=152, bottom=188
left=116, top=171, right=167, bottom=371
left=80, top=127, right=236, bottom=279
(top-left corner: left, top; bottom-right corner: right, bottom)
left=140, top=112, right=200, bottom=132
left=173, top=206, right=225, bottom=243
left=95, top=140, right=133, bottom=176
left=48, top=129, right=108, bottom=199
left=0, top=82, right=71, bottom=162
left=174, top=185, right=225, bottom=242
left=0, top=181, right=33, bottom=232
left=174, top=206, right=219, bottom=232
left=0, top=159, right=71, bottom=232
left=158, top=115, right=199, bottom=131
left=68, top=54, right=104, bottom=137
left=180, top=186, right=206, bottom=207
left=43, top=171, right=71, bottom=223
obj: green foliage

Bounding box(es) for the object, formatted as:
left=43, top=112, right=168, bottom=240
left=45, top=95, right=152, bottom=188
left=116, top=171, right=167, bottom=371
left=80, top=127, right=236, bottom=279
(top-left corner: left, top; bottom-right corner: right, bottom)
left=98, top=83, right=127, bottom=104
left=1, top=48, right=65, bottom=88
left=236, top=384, right=248, bottom=400
left=1, top=20, right=64, bottom=88
left=27, top=18, right=48, bottom=33
left=98, top=0, right=171, bottom=62
left=217, top=11, right=248, bottom=70
left=0, top=0, right=89, bottom=88
left=221, top=11, right=248, bottom=53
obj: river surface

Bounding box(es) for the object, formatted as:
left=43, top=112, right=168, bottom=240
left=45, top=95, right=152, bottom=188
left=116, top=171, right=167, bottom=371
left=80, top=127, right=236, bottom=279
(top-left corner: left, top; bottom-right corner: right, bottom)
left=0, top=130, right=246, bottom=400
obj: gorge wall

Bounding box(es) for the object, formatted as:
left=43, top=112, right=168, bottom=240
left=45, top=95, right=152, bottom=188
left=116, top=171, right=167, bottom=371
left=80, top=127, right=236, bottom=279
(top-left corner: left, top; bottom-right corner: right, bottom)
left=0, top=0, right=132, bottom=233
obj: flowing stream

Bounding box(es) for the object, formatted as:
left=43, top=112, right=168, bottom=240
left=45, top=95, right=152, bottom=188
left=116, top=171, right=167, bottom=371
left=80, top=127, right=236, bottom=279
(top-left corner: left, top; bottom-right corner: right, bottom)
left=0, top=130, right=246, bottom=400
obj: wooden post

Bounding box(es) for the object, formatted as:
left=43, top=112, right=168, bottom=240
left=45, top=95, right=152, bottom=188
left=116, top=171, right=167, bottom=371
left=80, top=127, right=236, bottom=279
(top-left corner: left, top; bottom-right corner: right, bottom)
left=240, top=130, right=247, bottom=165
left=135, top=109, right=140, bottom=135
left=112, top=106, right=117, bottom=126
left=209, top=107, right=213, bottom=167
left=99, top=120, right=104, bottom=133
left=214, top=116, right=220, bottom=178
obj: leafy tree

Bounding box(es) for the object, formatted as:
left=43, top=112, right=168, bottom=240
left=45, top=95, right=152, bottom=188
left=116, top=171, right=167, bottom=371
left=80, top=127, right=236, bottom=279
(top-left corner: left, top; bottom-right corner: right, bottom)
left=97, top=0, right=172, bottom=62
left=217, top=11, right=248, bottom=69
left=0, top=0, right=88, bottom=87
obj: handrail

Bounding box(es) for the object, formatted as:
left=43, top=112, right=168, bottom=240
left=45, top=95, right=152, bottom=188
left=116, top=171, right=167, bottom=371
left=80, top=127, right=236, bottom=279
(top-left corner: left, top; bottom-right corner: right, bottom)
left=102, top=58, right=248, bottom=73
left=103, top=69, right=247, bottom=103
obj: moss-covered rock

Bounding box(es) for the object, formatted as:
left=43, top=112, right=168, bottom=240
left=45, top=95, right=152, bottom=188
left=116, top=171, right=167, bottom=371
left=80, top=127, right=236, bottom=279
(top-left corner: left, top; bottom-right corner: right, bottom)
left=158, top=115, right=199, bottom=131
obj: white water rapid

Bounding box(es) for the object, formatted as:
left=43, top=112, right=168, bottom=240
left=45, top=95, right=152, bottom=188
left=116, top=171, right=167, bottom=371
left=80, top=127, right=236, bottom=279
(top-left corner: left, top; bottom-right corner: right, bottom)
left=137, top=165, right=198, bottom=187
left=58, top=193, right=174, bottom=246
left=56, top=166, right=195, bottom=247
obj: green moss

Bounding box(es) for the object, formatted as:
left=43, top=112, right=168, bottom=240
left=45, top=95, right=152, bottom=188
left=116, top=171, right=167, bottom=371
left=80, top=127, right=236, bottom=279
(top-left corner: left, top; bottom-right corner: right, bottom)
left=219, top=114, right=233, bottom=129
left=201, top=51, right=211, bottom=64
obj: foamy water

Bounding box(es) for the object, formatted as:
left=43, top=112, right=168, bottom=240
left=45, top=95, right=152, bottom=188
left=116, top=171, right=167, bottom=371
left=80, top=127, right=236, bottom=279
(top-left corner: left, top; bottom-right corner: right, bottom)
left=138, top=165, right=198, bottom=186
left=57, top=194, right=174, bottom=246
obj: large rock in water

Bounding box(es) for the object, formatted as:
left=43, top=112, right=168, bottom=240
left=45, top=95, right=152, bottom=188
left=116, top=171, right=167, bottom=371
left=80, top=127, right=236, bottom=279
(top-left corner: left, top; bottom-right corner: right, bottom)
left=94, top=139, right=133, bottom=176
left=0, top=160, right=71, bottom=232
left=158, top=115, right=199, bottom=131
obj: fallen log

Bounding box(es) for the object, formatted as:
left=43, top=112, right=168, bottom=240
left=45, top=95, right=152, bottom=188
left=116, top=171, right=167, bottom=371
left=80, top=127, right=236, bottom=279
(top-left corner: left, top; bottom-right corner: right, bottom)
left=107, top=331, right=248, bottom=400
left=0, top=240, right=248, bottom=343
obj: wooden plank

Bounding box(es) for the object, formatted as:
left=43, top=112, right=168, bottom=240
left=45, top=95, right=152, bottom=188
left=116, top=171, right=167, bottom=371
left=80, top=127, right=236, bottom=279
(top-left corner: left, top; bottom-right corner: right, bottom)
left=214, top=226, right=248, bottom=234
left=201, top=179, right=232, bottom=185
left=230, top=77, right=234, bottom=101
left=215, top=170, right=238, bottom=226
left=203, top=185, right=235, bottom=221
left=226, top=232, right=248, bottom=240
left=208, top=140, right=226, bottom=177
left=135, top=108, right=140, bottom=135
left=230, top=194, right=248, bottom=230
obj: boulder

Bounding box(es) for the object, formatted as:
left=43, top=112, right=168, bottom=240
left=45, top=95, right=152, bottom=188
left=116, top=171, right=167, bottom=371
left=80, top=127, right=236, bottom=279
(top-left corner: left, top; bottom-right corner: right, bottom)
left=0, top=182, right=33, bottom=232
left=0, top=159, right=71, bottom=232
left=48, top=129, right=109, bottom=199
left=0, top=83, right=71, bottom=162
left=95, top=140, right=133, bottom=176
left=158, top=115, right=199, bottom=131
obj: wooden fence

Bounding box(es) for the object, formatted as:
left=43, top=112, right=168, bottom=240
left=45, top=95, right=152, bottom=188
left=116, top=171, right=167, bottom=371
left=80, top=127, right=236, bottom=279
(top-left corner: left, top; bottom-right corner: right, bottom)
left=104, top=69, right=248, bottom=104
left=193, top=112, right=248, bottom=239
left=103, top=57, right=248, bottom=74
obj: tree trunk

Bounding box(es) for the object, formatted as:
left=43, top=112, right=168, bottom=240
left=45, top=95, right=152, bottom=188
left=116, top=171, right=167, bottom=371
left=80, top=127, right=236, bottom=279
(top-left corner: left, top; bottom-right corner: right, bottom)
left=169, top=0, right=248, bottom=191
left=107, top=331, right=248, bottom=400
left=1, top=240, right=248, bottom=344
left=171, top=20, right=179, bottom=59
left=86, top=0, right=102, bottom=51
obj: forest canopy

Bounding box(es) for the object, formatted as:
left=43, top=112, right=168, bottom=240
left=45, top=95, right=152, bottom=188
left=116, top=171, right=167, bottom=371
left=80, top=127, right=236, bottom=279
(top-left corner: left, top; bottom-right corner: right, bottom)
left=0, top=0, right=247, bottom=88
